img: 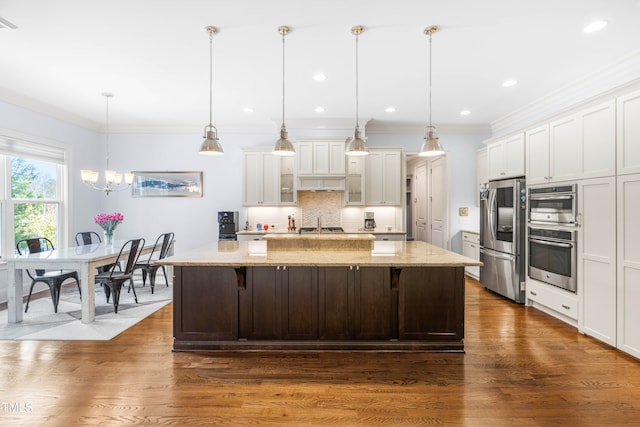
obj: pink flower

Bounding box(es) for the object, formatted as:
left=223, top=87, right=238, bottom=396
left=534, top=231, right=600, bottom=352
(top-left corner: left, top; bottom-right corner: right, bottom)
left=94, top=212, right=124, bottom=233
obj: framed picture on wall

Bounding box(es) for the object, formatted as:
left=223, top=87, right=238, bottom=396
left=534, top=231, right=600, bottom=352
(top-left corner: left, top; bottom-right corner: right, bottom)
left=132, top=171, right=203, bottom=197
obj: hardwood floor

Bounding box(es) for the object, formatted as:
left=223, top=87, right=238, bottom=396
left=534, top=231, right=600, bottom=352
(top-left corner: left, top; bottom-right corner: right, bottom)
left=2, top=277, right=640, bottom=426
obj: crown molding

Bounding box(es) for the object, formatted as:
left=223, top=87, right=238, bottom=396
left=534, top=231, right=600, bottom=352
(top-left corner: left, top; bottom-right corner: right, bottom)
left=491, top=49, right=640, bottom=137
left=366, top=120, right=491, bottom=135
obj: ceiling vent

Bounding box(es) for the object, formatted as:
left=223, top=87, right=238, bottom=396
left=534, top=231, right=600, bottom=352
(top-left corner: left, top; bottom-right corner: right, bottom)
left=0, top=17, right=18, bottom=30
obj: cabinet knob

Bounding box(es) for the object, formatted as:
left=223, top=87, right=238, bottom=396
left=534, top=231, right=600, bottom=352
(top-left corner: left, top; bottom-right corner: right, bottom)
left=530, top=291, right=537, bottom=296
left=562, top=304, right=571, bottom=310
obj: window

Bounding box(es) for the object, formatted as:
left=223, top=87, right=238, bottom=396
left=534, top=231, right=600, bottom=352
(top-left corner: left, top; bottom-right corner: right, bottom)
left=0, top=133, right=68, bottom=258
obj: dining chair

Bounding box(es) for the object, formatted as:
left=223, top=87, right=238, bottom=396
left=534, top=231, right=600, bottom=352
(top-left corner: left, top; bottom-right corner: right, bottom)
left=74, top=231, right=121, bottom=273
left=95, top=238, right=145, bottom=313
left=16, top=237, right=81, bottom=313
left=131, top=232, right=174, bottom=294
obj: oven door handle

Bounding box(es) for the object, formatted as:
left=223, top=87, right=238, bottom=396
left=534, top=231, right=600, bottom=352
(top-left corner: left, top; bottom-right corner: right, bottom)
left=529, top=194, right=574, bottom=200
left=529, top=238, right=573, bottom=248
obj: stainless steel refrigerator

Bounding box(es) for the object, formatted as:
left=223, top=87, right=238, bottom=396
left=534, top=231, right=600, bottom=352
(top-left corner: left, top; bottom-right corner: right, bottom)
left=479, top=177, right=527, bottom=304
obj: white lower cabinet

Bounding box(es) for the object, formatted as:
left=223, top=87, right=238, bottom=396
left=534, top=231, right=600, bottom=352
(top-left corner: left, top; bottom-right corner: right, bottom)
left=373, top=233, right=406, bottom=241
left=527, top=278, right=578, bottom=323
left=461, top=231, right=480, bottom=279
left=578, top=177, right=617, bottom=346
left=617, top=174, right=640, bottom=359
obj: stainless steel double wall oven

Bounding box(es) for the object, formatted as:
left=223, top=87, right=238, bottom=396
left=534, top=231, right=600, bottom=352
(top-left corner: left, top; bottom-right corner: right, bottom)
left=527, top=184, right=578, bottom=293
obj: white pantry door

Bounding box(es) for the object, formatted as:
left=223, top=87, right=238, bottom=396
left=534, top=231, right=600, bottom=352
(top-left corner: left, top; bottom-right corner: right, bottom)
left=414, top=162, right=428, bottom=242
left=429, top=156, right=447, bottom=249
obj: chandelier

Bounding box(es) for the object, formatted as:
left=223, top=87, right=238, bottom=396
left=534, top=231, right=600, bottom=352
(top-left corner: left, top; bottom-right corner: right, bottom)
left=419, top=25, right=445, bottom=157
left=80, top=93, right=134, bottom=195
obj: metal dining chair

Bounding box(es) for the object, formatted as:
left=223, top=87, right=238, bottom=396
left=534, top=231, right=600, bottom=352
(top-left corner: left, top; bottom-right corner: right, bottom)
left=16, top=237, right=81, bottom=313
left=74, top=231, right=121, bottom=273
left=95, top=238, right=145, bottom=313
left=130, top=232, right=174, bottom=294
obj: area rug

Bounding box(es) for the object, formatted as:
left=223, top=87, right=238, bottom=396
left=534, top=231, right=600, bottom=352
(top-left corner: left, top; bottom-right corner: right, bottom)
left=0, top=277, right=172, bottom=341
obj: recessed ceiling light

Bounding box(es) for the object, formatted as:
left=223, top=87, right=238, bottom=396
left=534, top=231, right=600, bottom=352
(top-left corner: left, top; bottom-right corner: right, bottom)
left=313, top=73, right=327, bottom=81
left=385, top=107, right=396, bottom=113
left=502, top=79, right=518, bottom=87
left=460, top=110, right=471, bottom=116
left=583, top=20, right=607, bottom=33
left=314, top=107, right=325, bottom=113
left=243, top=107, right=254, bottom=113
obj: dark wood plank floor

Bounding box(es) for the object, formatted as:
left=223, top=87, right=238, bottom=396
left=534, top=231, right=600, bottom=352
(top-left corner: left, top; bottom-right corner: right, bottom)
left=2, top=277, right=640, bottom=426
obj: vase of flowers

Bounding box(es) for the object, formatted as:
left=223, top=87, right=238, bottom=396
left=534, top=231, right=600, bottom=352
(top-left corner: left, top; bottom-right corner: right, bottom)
left=94, top=212, right=124, bottom=247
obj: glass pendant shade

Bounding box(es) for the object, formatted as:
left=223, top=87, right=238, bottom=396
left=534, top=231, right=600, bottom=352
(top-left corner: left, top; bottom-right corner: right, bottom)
left=345, top=126, right=369, bottom=156
left=419, top=126, right=444, bottom=157
left=200, top=127, right=224, bottom=155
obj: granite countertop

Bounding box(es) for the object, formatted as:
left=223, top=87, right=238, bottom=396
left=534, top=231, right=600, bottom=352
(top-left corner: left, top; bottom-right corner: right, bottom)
left=159, top=240, right=482, bottom=268
left=237, top=229, right=407, bottom=235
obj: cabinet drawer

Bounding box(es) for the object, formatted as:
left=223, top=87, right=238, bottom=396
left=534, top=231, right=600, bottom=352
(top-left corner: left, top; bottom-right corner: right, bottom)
left=527, top=279, right=578, bottom=320
left=462, top=231, right=480, bottom=244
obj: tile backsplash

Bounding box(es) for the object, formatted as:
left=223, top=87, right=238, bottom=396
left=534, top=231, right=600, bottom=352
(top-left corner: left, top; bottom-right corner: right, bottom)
left=246, top=191, right=402, bottom=232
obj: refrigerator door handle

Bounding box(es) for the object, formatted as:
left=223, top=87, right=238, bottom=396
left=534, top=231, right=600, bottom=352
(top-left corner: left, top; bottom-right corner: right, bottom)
left=480, top=247, right=515, bottom=261
left=489, top=188, right=498, bottom=242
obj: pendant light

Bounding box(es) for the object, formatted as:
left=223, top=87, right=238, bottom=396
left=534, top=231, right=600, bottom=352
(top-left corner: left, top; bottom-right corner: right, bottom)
left=419, top=25, right=445, bottom=157
left=199, top=26, right=224, bottom=155
left=345, top=25, right=369, bottom=156
left=273, top=25, right=296, bottom=156
left=80, top=93, right=134, bottom=195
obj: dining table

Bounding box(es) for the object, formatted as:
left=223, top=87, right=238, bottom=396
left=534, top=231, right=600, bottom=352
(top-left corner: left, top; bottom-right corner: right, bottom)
left=6, top=240, right=159, bottom=324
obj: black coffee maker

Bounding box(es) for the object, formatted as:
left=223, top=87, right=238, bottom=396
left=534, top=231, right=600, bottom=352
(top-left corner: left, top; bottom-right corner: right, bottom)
left=218, top=211, right=239, bottom=240
left=364, top=211, right=376, bottom=230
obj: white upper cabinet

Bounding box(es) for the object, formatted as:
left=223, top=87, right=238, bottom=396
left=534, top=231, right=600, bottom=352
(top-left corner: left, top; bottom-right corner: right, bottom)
left=525, top=125, right=550, bottom=185
left=365, top=149, right=402, bottom=205
left=526, top=100, right=616, bottom=184
left=617, top=89, right=640, bottom=175
left=487, top=133, right=525, bottom=180
left=297, top=140, right=345, bottom=176
left=580, top=100, right=616, bottom=179
left=243, top=148, right=296, bottom=206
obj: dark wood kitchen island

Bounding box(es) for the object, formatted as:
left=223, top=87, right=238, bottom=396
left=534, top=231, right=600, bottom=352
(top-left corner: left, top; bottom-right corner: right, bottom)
left=159, top=237, right=481, bottom=352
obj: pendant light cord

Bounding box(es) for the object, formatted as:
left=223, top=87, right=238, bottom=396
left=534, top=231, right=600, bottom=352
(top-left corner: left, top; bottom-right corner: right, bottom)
left=281, top=30, right=286, bottom=128
left=355, top=31, right=359, bottom=128
left=428, top=31, right=432, bottom=128
left=105, top=94, right=110, bottom=170
left=209, top=29, right=214, bottom=127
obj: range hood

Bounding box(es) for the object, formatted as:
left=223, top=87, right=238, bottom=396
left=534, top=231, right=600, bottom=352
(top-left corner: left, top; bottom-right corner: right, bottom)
left=298, top=175, right=345, bottom=191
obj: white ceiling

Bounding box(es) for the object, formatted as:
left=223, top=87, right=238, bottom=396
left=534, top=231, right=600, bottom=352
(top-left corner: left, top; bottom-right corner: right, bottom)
left=1, top=0, right=639, bottom=134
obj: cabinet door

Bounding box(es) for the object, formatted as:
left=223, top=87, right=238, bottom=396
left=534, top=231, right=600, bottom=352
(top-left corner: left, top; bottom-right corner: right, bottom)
left=318, top=267, right=352, bottom=339
left=525, top=125, right=550, bottom=185
left=174, top=266, right=239, bottom=341
left=313, top=142, right=330, bottom=174
left=240, top=266, right=281, bottom=339
left=617, top=174, right=640, bottom=358
left=398, top=267, right=465, bottom=341
left=486, top=141, right=506, bottom=180
left=353, top=267, right=391, bottom=340
left=580, top=100, right=616, bottom=179
left=617, top=90, right=640, bottom=175
left=261, top=153, right=280, bottom=205
left=243, top=151, right=263, bottom=205
left=329, top=141, right=346, bottom=175
left=503, top=133, right=525, bottom=178
left=297, top=142, right=314, bottom=175
left=381, top=151, right=401, bottom=205
left=346, top=156, right=365, bottom=205
left=550, top=115, right=581, bottom=182
left=365, top=152, right=384, bottom=204
left=578, top=177, right=616, bottom=346
left=280, top=267, right=318, bottom=340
